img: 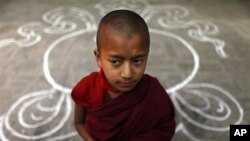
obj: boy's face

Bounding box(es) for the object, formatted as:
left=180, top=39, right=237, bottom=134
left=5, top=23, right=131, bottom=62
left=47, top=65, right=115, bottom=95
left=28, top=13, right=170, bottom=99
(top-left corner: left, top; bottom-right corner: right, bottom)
left=95, top=30, right=149, bottom=93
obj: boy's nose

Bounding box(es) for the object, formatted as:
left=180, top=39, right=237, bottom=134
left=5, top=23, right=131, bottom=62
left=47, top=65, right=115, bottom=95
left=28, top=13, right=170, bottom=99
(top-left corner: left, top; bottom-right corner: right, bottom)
left=121, top=62, right=132, bottom=80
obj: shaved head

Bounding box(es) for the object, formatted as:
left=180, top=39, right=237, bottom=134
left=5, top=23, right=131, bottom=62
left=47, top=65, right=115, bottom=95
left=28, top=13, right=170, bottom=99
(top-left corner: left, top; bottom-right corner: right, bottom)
left=96, top=10, right=150, bottom=50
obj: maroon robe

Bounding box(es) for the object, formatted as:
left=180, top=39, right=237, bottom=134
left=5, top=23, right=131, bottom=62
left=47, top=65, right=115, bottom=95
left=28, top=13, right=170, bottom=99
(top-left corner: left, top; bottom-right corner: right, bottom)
left=71, top=70, right=176, bottom=141
left=71, top=69, right=120, bottom=108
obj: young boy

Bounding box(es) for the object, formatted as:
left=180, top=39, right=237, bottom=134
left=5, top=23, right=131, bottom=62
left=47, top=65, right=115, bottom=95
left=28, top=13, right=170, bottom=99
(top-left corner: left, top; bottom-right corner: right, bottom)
left=71, top=10, right=176, bottom=141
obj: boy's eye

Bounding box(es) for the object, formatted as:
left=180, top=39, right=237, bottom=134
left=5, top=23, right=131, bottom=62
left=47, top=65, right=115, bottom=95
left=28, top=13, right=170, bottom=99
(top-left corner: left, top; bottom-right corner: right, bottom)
left=133, top=59, right=143, bottom=65
left=110, top=60, right=121, bottom=66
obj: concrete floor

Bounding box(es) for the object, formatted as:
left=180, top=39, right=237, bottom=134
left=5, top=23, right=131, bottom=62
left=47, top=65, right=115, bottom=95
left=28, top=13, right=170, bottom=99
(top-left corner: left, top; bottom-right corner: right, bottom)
left=0, top=0, right=249, bottom=140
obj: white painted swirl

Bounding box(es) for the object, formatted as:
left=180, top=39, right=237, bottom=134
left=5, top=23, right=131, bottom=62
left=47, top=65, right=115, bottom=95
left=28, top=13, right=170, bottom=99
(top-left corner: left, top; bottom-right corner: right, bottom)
left=142, top=5, right=227, bottom=58
left=172, top=83, right=243, bottom=132
left=0, top=89, right=72, bottom=140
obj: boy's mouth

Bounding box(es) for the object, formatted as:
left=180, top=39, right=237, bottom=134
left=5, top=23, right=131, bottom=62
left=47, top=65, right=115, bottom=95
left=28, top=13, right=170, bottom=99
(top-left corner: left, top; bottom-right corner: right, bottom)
left=119, top=81, right=134, bottom=88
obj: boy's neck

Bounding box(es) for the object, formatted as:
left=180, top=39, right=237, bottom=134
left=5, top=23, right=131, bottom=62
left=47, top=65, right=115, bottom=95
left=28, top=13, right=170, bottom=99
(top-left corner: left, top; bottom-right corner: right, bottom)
left=107, top=90, right=123, bottom=99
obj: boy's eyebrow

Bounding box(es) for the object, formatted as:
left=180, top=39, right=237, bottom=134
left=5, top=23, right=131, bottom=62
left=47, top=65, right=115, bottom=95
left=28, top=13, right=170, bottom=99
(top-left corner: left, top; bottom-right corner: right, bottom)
left=132, top=54, right=147, bottom=59
left=108, top=54, right=147, bottom=59
left=108, top=55, right=124, bottom=59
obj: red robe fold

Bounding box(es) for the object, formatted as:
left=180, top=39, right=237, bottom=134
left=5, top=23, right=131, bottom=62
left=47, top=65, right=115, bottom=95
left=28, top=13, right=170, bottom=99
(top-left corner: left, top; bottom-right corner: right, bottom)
left=71, top=69, right=119, bottom=108
left=71, top=71, right=176, bottom=141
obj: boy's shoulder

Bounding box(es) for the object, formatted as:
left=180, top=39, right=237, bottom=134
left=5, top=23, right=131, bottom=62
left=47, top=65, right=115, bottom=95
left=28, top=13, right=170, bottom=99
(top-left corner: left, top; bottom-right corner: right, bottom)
left=143, top=73, right=168, bottom=93
left=73, top=71, right=99, bottom=90
left=143, top=73, right=159, bottom=84
left=71, top=71, right=100, bottom=107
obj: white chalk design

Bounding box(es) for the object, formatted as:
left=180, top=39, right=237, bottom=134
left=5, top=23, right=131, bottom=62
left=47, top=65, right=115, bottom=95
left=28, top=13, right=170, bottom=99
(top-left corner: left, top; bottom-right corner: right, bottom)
left=142, top=5, right=227, bottom=58
left=0, top=1, right=243, bottom=141
left=0, top=89, right=74, bottom=140
left=0, top=7, right=96, bottom=49
left=173, top=83, right=243, bottom=141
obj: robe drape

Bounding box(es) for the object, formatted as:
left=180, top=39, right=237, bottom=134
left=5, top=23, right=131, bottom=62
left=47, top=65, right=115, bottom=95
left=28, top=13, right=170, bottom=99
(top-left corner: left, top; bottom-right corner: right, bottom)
left=71, top=70, right=176, bottom=141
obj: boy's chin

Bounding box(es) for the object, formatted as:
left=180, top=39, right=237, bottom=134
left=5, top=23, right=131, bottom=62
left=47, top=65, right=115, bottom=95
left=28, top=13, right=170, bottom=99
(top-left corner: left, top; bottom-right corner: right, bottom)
left=117, top=86, right=136, bottom=93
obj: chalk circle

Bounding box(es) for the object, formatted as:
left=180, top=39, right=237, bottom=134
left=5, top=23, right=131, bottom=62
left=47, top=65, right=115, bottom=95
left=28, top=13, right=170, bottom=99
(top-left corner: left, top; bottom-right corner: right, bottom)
left=44, top=30, right=97, bottom=91
left=148, top=29, right=199, bottom=93
left=43, top=28, right=199, bottom=94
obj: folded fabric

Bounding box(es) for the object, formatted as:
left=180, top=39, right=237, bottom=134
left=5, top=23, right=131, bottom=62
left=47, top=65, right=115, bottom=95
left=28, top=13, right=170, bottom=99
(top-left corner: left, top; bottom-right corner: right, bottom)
left=82, top=74, right=176, bottom=141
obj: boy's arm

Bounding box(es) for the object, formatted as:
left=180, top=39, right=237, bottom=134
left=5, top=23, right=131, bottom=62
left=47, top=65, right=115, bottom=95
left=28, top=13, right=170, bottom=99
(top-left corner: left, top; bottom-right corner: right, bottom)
left=131, top=104, right=176, bottom=141
left=131, top=117, right=175, bottom=141
left=74, top=104, right=96, bottom=141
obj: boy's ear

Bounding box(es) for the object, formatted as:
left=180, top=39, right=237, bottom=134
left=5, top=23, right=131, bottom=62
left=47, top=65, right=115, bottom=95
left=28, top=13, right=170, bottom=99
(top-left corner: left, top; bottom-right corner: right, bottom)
left=94, top=48, right=102, bottom=68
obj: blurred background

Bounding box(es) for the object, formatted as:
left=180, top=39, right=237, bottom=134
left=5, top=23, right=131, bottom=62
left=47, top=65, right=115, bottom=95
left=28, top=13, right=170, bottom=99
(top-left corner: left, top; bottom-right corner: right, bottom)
left=0, top=0, right=249, bottom=140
